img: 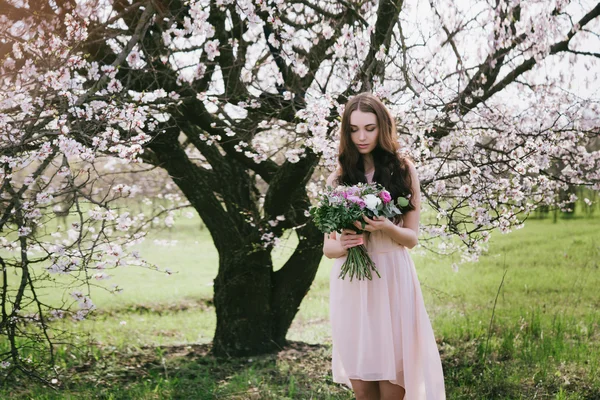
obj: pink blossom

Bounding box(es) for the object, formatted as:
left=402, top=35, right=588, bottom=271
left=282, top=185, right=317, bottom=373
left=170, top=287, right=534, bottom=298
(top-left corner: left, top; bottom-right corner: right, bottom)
left=204, top=39, right=220, bottom=61
left=346, top=186, right=360, bottom=195
left=379, top=190, right=392, bottom=204
left=347, top=195, right=366, bottom=208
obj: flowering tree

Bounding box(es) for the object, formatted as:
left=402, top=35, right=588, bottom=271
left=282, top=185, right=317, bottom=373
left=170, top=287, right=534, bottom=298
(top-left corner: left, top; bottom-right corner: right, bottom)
left=0, top=0, right=184, bottom=382
left=1, top=0, right=599, bottom=382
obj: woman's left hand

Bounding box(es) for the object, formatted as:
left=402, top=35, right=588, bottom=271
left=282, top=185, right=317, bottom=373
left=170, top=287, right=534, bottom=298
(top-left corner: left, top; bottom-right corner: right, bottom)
left=353, top=215, right=391, bottom=232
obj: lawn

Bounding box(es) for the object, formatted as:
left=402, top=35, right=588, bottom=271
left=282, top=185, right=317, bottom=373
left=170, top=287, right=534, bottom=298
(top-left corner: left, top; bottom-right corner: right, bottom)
left=1, top=211, right=599, bottom=399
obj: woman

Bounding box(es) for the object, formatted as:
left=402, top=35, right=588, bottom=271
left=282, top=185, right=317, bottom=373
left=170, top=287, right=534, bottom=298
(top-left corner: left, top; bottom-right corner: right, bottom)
left=323, top=93, right=446, bottom=400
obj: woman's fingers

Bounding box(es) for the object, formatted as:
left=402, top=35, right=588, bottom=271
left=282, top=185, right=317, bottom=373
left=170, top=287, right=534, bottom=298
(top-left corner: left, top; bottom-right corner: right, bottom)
left=340, top=230, right=364, bottom=249
left=355, top=220, right=374, bottom=232
left=343, top=240, right=363, bottom=249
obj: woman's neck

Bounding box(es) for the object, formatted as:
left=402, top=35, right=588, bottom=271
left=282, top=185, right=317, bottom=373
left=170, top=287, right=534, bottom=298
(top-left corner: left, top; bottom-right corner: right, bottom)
left=363, top=154, right=375, bottom=174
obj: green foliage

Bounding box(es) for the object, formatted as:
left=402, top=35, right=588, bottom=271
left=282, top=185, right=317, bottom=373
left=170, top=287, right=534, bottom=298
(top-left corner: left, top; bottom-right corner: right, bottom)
left=2, top=214, right=599, bottom=398
left=309, top=198, right=363, bottom=234
left=396, top=196, right=409, bottom=208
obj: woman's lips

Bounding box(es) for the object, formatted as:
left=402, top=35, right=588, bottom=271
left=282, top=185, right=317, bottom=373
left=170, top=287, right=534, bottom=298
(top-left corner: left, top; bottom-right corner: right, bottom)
left=357, top=144, right=370, bottom=149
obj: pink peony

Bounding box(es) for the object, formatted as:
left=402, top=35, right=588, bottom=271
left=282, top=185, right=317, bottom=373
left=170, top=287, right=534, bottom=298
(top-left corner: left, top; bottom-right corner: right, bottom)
left=379, top=190, right=392, bottom=204
left=347, top=195, right=366, bottom=208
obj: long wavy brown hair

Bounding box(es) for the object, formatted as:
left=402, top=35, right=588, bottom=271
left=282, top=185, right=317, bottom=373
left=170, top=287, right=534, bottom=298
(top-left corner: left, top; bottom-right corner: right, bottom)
left=336, top=92, right=415, bottom=213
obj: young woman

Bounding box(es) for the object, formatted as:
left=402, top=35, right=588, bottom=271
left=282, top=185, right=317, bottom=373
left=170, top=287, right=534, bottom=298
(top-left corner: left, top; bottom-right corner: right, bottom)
left=323, top=93, right=446, bottom=400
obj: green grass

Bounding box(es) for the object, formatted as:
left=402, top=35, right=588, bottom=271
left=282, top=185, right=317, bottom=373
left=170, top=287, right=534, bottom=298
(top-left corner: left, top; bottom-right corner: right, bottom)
left=1, top=213, right=600, bottom=399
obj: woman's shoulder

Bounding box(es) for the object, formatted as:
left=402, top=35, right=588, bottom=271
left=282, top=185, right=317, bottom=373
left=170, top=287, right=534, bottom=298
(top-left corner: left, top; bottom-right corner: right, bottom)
left=398, top=153, right=417, bottom=174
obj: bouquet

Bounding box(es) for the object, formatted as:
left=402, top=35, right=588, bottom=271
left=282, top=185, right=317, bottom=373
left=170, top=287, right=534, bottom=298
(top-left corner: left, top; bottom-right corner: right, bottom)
left=310, top=182, right=409, bottom=281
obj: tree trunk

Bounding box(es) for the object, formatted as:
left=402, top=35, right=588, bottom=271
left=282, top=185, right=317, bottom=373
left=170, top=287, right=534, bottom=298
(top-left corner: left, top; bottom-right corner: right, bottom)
left=210, top=223, right=325, bottom=357
left=212, top=245, right=278, bottom=356
left=148, top=126, right=325, bottom=357
left=271, top=223, right=324, bottom=345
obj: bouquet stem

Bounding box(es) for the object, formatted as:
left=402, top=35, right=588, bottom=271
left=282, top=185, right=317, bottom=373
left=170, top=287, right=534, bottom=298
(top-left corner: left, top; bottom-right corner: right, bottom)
left=338, top=244, right=381, bottom=281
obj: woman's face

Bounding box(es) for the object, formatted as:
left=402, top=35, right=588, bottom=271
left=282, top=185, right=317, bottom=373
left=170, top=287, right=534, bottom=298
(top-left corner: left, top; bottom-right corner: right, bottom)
left=349, top=109, right=378, bottom=155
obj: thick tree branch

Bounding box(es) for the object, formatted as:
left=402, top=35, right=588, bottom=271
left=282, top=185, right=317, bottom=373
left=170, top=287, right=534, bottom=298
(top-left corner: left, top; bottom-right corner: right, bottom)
left=178, top=99, right=280, bottom=182
left=179, top=121, right=260, bottom=232
left=147, top=126, right=242, bottom=251
left=263, top=150, right=318, bottom=220
left=359, top=0, right=404, bottom=90
left=209, top=3, right=250, bottom=99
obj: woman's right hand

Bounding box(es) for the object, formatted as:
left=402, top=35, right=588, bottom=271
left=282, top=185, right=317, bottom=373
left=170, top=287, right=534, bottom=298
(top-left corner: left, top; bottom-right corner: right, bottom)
left=340, top=229, right=365, bottom=250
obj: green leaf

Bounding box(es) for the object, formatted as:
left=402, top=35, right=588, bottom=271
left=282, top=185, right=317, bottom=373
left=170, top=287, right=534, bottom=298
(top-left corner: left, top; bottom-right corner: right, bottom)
left=397, top=196, right=409, bottom=207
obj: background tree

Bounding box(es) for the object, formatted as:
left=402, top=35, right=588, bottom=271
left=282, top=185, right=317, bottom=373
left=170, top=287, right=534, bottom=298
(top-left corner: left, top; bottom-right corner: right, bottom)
left=1, top=0, right=599, bottom=383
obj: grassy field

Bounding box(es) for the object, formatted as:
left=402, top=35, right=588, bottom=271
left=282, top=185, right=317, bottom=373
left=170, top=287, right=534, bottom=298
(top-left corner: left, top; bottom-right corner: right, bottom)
left=1, top=212, right=600, bottom=399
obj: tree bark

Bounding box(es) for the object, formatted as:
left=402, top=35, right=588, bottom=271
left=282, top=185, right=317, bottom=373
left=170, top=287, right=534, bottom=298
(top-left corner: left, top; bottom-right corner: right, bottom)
left=271, top=222, right=324, bottom=345
left=210, top=222, right=324, bottom=356
left=212, top=244, right=279, bottom=356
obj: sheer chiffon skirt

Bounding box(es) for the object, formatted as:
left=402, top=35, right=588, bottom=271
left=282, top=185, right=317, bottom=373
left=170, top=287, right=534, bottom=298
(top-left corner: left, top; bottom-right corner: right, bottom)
left=329, top=230, right=446, bottom=399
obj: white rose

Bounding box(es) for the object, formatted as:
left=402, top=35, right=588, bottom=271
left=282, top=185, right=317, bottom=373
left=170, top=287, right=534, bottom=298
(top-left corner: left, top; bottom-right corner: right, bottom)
left=363, top=194, right=381, bottom=211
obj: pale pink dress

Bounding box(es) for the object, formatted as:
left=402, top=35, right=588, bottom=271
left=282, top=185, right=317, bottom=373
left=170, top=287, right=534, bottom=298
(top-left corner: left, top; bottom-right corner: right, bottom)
left=329, top=171, right=446, bottom=399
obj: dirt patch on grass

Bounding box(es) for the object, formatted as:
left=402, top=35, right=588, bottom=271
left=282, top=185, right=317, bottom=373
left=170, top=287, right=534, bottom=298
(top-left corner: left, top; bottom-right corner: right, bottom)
left=94, top=297, right=214, bottom=317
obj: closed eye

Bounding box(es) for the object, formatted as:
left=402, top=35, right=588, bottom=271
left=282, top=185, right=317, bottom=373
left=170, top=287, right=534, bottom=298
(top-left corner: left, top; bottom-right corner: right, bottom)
left=351, top=127, right=376, bottom=132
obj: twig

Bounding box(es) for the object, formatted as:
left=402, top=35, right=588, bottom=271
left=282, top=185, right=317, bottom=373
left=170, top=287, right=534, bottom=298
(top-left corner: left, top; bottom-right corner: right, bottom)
left=482, top=253, right=508, bottom=363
